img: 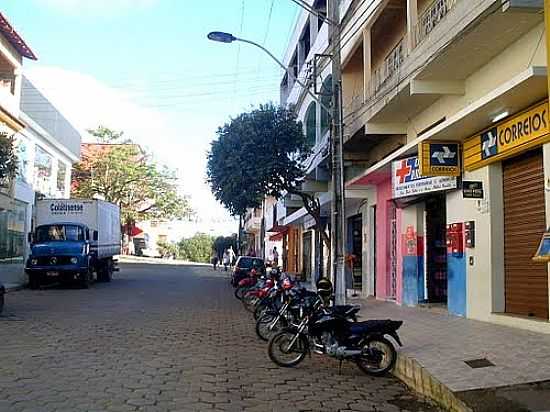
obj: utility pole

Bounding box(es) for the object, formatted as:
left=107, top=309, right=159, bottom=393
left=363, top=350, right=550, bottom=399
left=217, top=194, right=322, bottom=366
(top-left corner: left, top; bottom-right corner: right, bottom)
left=328, top=0, right=347, bottom=304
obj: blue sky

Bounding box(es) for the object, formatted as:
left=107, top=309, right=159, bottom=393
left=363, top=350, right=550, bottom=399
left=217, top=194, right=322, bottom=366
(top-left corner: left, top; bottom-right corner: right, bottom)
left=2, top=0, right=300, bottom=236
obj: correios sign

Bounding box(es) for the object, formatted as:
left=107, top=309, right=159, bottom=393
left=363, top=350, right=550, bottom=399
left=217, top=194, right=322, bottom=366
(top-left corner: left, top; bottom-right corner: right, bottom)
left=464, top=100, right=550, bottom=171
left=392, top=156, right=457, bottom=199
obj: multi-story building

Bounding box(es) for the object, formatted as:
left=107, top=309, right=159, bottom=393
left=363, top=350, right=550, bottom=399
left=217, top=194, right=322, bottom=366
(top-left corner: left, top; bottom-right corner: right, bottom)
left=341, top=0, right=548, bottom=332
left=0, top=12, right=81, bottom=288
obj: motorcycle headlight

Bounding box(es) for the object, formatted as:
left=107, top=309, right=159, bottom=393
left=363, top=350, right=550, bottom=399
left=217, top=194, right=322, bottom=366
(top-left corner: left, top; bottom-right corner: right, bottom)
left=31, top=259, right=38, bottom=266
left=70, top=257, right=78, bottom=264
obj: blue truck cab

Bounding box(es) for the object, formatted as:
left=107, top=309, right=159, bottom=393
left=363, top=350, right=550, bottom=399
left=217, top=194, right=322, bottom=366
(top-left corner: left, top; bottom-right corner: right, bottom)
left=25, top=222, right=96, bottom=288
left=25, top=199, right=121, bottom=289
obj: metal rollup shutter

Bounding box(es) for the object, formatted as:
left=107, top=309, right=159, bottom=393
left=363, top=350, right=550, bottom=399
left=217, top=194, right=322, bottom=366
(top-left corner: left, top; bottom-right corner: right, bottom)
left=503, top=149, right=548, bottom=319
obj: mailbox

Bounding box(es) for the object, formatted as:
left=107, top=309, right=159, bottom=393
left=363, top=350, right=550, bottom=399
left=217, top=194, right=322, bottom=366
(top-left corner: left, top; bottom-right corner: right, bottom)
left=446, top=223, right=464, bottom=257
left=464, top=221, right=475, bottom=248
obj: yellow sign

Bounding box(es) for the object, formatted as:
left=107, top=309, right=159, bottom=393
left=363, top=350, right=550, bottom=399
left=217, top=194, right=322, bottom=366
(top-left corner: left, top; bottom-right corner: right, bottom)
left=418, top=141, right=461, bottom=177
left=464, top=101, right=550, bottom=171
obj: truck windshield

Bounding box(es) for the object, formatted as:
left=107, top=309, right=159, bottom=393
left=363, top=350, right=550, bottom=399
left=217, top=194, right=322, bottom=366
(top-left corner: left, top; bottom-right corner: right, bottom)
left=36, top=225, right=84, bottom=242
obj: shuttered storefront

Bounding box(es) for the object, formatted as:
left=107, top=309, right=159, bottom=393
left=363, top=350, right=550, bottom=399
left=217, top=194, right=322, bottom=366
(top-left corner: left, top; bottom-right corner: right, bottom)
left=503, top=149, right=548, bottom=319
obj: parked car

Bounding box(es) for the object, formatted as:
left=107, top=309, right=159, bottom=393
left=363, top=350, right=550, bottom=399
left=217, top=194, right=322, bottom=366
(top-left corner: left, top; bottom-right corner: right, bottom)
left=231, top=256, right=266, bottom=286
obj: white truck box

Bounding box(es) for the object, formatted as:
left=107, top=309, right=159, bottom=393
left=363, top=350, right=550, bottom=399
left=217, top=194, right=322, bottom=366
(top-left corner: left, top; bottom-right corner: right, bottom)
left=35, top=199, right=121, bottom=259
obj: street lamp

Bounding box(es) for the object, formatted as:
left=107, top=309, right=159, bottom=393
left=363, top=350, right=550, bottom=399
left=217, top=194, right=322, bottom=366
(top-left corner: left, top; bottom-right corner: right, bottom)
left=206, top=31, right=331, bottom=113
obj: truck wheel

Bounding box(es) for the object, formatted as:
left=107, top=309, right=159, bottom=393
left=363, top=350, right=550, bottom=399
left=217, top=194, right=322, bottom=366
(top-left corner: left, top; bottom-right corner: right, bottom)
left=97, top=260, right=112, bottom=283
left=81, top=269, right=93, bottom=289
left=29, top=274, right=41, bottom=290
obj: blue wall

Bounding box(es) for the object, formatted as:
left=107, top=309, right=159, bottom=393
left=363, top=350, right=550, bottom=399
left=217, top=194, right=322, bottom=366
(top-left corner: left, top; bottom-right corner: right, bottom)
left=447, top=255, right=466, bottom=316
left=402, top=256, right=424, bottom=306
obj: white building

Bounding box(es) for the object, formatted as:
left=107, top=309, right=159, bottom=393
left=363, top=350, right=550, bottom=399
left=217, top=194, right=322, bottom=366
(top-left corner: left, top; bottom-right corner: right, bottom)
left=0, top=13, right=81, bottom=288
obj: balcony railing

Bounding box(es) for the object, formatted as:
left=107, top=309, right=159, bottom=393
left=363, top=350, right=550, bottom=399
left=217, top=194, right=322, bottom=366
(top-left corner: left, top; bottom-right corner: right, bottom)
left=414, top=0, right=459, bottom=46
left=369, top=35, right=407, bottom=96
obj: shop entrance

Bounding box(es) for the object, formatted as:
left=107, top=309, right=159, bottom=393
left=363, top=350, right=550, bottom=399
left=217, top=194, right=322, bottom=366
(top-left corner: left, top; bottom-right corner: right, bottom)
left=350, top=214, right=363, bottom=290
left=425, top=195, right=448, bottom=303
left=503, top=149, right=548, bottom=319
left=302, top=231, right=312, bottom=281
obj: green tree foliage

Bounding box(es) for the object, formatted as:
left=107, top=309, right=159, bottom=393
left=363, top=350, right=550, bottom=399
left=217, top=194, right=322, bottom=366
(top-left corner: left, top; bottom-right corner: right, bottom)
left=212, top=235, right=238, bottom=259
left=0, top=133, right=17, bottom=188
left=73, top=127, right=192, bottom=227
left=178, top=233, right=214, bottom=263
left=157, top=240, right=178, bottom=258
left=206, top=103, right=329, bottom=247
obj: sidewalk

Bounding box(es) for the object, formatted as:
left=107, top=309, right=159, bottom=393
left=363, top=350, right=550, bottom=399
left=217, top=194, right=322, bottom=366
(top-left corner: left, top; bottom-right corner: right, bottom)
left=118, top=255, right=210, bottom=266
left=354, top=298, right=550, bottom=412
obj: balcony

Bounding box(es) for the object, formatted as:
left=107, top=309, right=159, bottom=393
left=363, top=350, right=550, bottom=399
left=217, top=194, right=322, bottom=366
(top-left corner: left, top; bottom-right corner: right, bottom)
left=370, top=35, right=407, bottom=95
left=414, top=0, right=458, bottom=47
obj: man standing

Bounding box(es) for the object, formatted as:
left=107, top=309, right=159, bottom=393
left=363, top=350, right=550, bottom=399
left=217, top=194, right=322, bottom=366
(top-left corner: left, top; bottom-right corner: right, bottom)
left=272, top=246, right=279, bottom=268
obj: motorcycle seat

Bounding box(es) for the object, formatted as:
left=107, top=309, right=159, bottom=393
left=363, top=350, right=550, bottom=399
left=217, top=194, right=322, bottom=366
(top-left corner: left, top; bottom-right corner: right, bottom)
left=349, top=319, right=403, bottom=335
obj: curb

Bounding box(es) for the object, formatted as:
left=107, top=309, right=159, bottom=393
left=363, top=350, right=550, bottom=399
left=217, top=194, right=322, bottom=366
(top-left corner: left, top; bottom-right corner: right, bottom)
left=4, top=284, right=26, bottom=293
left=393, top=353, right=473, bottom=412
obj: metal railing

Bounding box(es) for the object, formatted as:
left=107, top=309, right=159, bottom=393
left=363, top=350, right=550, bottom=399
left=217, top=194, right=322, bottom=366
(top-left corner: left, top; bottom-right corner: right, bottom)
left=369, top=35, right=407, bottom=96
left=414, top=0, right=458, bottom=46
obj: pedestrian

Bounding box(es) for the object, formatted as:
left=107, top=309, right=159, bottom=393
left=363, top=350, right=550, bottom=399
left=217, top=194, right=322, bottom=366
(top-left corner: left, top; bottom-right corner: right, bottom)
left=272, top=246, right=279, bottom=268
left=228, top=246, right=236, bottom=268
left=222, top=249, right=231, bottom=271
left=211, top=253, right=219, bottom=271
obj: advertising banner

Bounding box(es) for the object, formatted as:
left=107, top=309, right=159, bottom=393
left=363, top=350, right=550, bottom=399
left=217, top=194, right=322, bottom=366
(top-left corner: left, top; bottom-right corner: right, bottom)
left=392, top=156, right=457, bottom=199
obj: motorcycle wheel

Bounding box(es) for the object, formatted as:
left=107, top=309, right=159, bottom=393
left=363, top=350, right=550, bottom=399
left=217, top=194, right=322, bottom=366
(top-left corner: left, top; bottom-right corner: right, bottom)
left=256, top=312, right=287, bottom=341
left=254, top=301, right=269, bottom=320
left=242, top=295, right=259, bottom=313
left=234, top=286, right=247, bottom=300
left=355, top=337, right=397, bottom=376
left=268, top=331, right=308, bottom=367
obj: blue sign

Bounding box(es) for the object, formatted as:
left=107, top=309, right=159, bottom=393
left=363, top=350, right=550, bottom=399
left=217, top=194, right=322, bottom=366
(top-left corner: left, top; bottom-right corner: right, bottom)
left=429, top=143, right=459, bottom=167
left=480, top=127, right=498, bottom=160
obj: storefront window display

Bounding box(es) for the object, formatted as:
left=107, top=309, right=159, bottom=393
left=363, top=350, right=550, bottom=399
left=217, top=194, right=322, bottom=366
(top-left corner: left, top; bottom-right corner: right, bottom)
left=0, top=194, right=27, bottom=264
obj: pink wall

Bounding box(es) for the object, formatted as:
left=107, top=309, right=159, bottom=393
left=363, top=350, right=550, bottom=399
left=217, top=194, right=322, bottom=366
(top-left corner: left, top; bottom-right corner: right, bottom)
left=375, top=178, right=392, bottom=299
left=396, top=209, right=403, bottom=304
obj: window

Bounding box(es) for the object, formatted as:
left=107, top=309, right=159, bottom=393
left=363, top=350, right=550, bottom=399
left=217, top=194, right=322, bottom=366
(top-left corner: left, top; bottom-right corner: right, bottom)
left=34, top=145, right=53, bottom=196
left=16, top=137, right=30, bottom=183
left=57, top=162, right=67, bottom=196
left=320, top=75, right=332, bottom=137
left=313, top=0, right=327, bottom=30
left=305, top=102, right=317, bottom=147
left=0, top=195, right=26, bottom=263
left=35, top=224, right=84, bottom=242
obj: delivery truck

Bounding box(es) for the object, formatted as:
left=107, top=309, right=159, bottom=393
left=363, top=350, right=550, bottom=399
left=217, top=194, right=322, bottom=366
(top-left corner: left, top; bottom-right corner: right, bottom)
left=25, top=199, right=121, bottom=288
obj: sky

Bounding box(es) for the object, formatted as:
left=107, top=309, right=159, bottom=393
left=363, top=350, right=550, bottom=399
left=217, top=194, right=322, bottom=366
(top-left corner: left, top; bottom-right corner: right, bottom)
left=2, top=0, right=300, bottom=238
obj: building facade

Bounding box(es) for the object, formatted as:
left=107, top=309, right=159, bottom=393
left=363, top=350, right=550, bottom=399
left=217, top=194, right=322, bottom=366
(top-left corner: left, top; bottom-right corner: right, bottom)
left=0, top=13, right=81, bottom=288
left=339, top=0, right=548, bottom=332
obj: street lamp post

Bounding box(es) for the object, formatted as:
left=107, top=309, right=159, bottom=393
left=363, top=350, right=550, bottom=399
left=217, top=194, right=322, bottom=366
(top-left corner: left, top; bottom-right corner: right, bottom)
left=207, top=2, right=347, bottom=304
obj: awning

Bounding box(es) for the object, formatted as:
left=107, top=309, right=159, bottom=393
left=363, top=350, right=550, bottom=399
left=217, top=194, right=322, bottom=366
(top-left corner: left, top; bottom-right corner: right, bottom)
left=269, top=231, right=286, bottom=241
left=122, top=224, right=143, bottom=237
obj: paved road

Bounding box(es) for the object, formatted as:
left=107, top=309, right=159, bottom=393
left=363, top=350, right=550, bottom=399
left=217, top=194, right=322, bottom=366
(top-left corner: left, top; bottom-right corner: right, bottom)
left=0, top=263, right=440, bottom=412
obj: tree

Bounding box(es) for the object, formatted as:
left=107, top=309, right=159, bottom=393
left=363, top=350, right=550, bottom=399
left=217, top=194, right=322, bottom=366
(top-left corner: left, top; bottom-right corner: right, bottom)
left=212, top=235, right=238, bottom=259
left=72, top=127, right=192, bottom=227
left=0, top=133, right=17, bottom=189
left=157, top=240, right=177, bottom=259
left=206, top=103, right=330, bottom=247
left=178, top=233, right=214, bottom=263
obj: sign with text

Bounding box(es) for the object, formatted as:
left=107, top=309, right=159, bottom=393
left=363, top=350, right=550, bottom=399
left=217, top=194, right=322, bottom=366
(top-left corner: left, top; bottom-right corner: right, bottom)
left=462, top=181, right=484, bottom=199
left=419, top=141, right=461, bottom=176
left=392, top=156, right=457, bottom=199
left=464, top=101, right=550, bottom=171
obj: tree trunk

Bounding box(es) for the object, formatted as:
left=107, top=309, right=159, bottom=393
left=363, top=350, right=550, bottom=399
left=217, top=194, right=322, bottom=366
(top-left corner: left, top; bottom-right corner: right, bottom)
left=287, top=188, right=331, bottom=249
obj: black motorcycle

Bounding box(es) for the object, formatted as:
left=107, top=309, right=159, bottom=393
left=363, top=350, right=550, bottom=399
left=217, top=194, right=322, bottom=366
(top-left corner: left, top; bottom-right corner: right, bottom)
left=267, top=302, right=403, bottom=376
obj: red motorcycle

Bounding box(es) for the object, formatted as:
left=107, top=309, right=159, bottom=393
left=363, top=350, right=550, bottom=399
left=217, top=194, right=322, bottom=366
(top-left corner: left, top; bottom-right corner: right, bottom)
left=234, top=268, right=259, bottom=300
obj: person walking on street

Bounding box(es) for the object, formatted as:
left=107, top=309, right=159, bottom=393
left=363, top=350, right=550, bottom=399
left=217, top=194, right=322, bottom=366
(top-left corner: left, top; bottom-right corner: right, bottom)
left=211, top=253, right=219, bottom=271
left=272, top=246, right=279, bottom=268
left=222, top=249, right=231, bottom=271
left=228, top=246, right=236, bottom=268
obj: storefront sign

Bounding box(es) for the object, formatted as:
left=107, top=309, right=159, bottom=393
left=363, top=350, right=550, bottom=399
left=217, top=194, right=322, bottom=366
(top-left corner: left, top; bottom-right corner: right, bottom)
left=464, top=101, right=550, bottom=171
left=392, top=156, right=457, bottom=199
left=462, top=181, right=484, bottom=199
left=418, top=141, right=461, bottom=176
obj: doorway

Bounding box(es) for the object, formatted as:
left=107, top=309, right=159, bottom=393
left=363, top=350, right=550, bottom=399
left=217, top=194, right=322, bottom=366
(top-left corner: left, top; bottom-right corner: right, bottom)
left=350, top=214, right=363, bottom=290
left=302, top=231, right=313, bottom=281
left=425, top=195, right=447, bottom=303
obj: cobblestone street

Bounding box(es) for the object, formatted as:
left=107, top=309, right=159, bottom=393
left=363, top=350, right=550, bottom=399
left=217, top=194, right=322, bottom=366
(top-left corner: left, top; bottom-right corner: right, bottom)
left=0, top=263, right=440, bottom=412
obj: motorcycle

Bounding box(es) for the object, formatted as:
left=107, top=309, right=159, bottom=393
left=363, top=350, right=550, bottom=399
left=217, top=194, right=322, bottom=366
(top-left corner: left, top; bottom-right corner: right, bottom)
left=267, top=300, right=403, bottom=376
